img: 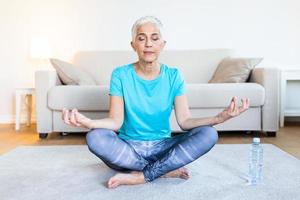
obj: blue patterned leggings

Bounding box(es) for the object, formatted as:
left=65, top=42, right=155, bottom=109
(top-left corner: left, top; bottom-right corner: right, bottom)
left=86, top=125, right=218, bottom=182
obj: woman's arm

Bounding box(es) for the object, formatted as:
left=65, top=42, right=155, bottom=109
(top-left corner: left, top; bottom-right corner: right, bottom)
left=62, top=95, right=124, bottom=132
left=174, top=95, right=249, bottom=131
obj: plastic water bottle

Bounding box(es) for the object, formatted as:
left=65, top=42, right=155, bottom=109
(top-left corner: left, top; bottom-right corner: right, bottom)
left=248, top=137, right=263, bottom=185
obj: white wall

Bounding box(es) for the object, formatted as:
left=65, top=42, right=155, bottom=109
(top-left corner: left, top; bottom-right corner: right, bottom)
left=1, top=0, right=300, bottom=123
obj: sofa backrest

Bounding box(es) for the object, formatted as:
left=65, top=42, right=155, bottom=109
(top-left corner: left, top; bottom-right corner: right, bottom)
left=72, top=49, right=234, bottom=84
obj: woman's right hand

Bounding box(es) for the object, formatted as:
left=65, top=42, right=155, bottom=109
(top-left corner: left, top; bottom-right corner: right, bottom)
left=215, top=96, right=249, bottom=124
left=62, top=108, right=92, bottom=129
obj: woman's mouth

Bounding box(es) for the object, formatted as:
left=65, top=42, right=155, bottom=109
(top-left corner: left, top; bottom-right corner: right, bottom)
left=143, top=51, right=154, bottom=55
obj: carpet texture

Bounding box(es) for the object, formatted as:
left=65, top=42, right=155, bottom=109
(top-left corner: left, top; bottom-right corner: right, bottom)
left=0, top=144, right=299, bottom=200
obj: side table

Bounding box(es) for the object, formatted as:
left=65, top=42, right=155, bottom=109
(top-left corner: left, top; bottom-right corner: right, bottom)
left=280, top=68, right=300, bottom=127
left=15, top=88, right=35, bottom=131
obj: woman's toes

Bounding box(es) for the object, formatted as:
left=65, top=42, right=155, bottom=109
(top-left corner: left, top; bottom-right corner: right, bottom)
left=107, top=177, right=118, bottom=188
left=107, top=180, right=113, bottom=188
left=179, top=168, right=190, bottom=179
left=161, top=167, right=190, bottom=179
left=109, top=182, right=118, bottom=189
left=108, top=180, right=118, bottom=189
left=181, top=173, right=189, bottom=179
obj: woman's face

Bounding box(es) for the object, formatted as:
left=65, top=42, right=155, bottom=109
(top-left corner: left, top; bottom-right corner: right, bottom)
left=131, top=22, right=166, bottom=63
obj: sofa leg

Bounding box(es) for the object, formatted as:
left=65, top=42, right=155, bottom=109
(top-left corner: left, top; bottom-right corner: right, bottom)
left=245, top=131, right=252, bottom=135
left=39, top=133, right=48, bottom=139
left=60, top=132, right=68, bottom=136
left=266, top=131, right=276, bottom=137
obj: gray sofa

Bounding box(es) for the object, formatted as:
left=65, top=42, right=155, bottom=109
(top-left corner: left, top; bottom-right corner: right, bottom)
left=35, top=49, right=280, bottom=139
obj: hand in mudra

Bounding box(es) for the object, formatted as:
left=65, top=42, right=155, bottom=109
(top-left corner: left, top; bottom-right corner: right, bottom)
left=62, top=108, right=91, bottom=128
left=216, top=96, right=250, bottom=123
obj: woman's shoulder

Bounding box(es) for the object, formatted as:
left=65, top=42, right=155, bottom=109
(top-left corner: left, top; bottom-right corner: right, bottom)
left=111, top=63, right=133, bottom=75
left=163, top=64, right=182, bottom=76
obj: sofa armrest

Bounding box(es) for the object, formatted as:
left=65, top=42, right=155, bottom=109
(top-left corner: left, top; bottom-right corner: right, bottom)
left=249, top=67, right=280, bottom=132
left=35, top=70, right=62, bottom=133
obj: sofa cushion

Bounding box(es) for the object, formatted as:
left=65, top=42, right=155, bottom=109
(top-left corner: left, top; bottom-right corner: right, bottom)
left=48, top=85, right=110, bottom=111
left=50, top=58, right=97, bottom=85
left=48, top=83, right=264, bottom=111
left=72, top=49, right=234, bottom=84
left=187, top=83, right=265, bottom=108
left=209, top=57, right=263, bottom=83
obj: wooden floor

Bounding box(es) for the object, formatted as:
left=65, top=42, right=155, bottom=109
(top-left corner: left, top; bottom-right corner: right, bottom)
left=0, top=122, right=300, bottom=159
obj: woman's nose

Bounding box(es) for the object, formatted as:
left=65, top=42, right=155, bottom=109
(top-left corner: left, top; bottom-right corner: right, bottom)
left=145, top=39, right=153, bottom=47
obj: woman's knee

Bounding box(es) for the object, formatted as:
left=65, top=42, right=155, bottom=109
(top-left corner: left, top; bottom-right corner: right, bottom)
left=86, top=128, right=116, bottom=150
left=193, top=125, right=219, bottom=146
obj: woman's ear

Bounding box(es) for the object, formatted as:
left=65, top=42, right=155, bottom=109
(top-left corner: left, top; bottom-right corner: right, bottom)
left=161, top=40, right=166, bottom=50
left=130, top=41, right=136, bottom=52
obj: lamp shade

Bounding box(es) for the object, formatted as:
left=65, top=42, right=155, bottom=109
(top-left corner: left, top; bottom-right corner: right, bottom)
left=30, top=37, right=52, bottom=58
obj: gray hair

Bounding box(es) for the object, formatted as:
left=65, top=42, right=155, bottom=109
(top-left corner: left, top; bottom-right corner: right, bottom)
left=131, top=16, right=164, bottom=42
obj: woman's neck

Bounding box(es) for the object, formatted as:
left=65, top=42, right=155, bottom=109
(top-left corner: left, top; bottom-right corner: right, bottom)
left=135, top=60, right=161, bottom=78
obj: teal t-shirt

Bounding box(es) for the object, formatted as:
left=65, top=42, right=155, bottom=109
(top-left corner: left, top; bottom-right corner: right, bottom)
left=109, top=63, right=186, bottom=141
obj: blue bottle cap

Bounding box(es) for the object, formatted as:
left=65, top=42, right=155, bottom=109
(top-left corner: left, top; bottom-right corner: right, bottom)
left=253, top=137, right=260, bottom=143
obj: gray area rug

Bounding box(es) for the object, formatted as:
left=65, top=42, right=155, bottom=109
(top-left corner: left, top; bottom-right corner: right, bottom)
left=0, top=144, right=299, bottom=200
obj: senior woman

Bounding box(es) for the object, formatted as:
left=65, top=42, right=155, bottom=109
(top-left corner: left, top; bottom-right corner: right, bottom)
left=62, top=16, right=249, bottom=189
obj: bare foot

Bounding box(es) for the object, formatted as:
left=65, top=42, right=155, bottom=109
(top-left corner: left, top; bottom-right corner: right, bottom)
left=107, top=171, right=145, bottom=189
left=161, top=167, right=190, bottom=179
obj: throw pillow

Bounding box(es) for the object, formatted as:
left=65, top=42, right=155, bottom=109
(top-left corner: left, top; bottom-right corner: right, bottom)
left=209, top=57, right=263, bottom=83
left=50, top=58, right=97, bottom=85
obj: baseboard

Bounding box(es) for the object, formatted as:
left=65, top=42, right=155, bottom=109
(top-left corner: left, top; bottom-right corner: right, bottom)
left=0, top=114, right=36, bottom=124
left=285, top=116, right=300, bottom=122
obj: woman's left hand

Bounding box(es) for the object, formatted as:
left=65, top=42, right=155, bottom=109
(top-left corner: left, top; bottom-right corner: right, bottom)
left=215, top=96, right=250, bottom=124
